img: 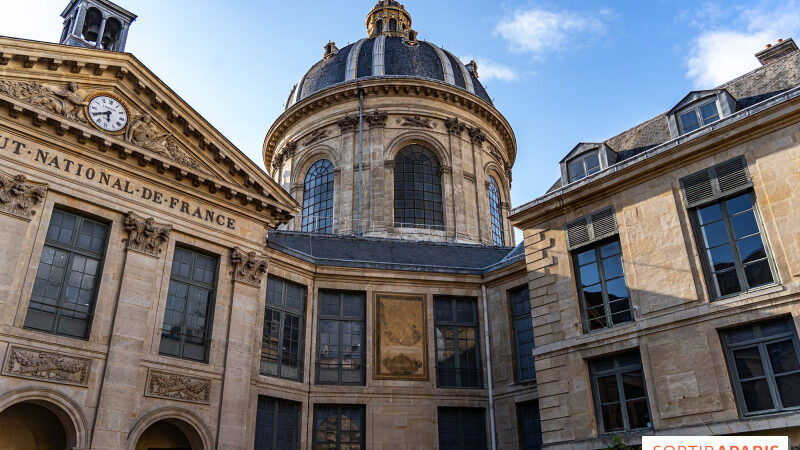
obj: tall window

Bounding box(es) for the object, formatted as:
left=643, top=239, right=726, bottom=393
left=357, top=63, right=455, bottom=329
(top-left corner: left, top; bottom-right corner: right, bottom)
left=681, top=158, right=775, bottom=299
left=488, top=175, right=504, bottom=245
left=394, top=145, right=444, bottom=229
left=302, top=159, right=334, bottom=233
left=567, top=152, right=601, bottom=182
left=589, top=351, right=651, bottom=433
left=510, top=285, right=536, bottom=381
left=518, top=401, right=543, bottom=450
left=25, top=209, right=108, bottom=339
left=317, top=290, right=365, bottom=385
left=678, top=100, right=720, bottom=134
left=261, top=276, right=306, bottom=381
left=437, top=407, right=487, bottom=450
left=574, top=239, right=632, bottom=331
left=254, top=396, right=300, bottom=450
left=159, top=246, right=217, bottom=362
left=313, top=405, right=365, bottom=449
left=434, top=296, right=481, bottom=388
left=721, top=317, right=800, bottom=415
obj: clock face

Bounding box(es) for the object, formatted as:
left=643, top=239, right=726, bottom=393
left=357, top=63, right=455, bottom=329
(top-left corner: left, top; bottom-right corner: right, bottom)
left=87, top=95, right=128, bottom=132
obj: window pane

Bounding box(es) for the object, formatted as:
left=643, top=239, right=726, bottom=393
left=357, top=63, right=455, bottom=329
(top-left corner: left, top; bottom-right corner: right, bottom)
left=745, top=260, right=773, bottom=288
left=626, top=398, right=651, bottom=429
left=701, top=221, right=729, bottom=248
left=568, top=160, right=586, bottom=182
left=488, top=176, right=504, bottom=245
left=699, top=102, right=720, bottom=124
left=726, top=194, right=752, bottom=215
left=698, top=204, right=722, bottom=225
left=438, top=408, right=486, bottom=450
left=597, top=375, right=620, bottom=403
left=731, top=212, right=759, bottom=239
left=707, top=245, right=735, bottom=271
left=767, top=340, right=800, bottom=374
left=602, top=254, right=624, bottom=280
left=435, top=297, right=480, bottom=388
left=579, top=263, right=600, bottom=287
left=585, top=153, right=601, bottom=174
left=394, top=145, right=443, bottom=229
left=302, top=159, right=335, bottom=233
left=776, top=374, right=800, bottom=408
left=518, top=402, right=543, bottom=450
left=255, top=397, right=299, bottom=450
left=601, top=403, right=624, bottom=432
left=715, top=269, right=741, bottom=297
left=733, top=347, right=765, bottom=379
left=680, top=110, right=700, bottom=132
left=741, top=379, right=775, bottom=412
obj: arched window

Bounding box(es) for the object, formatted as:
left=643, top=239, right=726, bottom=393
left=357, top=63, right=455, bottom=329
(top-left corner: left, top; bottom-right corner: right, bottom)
left=394, top=145, right=443, bottom=229
left=488, top=175, right=504, bottom=245
left=302, top=160, right=334, bottom=233
left=376, top=19, right=383, bottom=33
left=389, top=18, right=398, bottom=32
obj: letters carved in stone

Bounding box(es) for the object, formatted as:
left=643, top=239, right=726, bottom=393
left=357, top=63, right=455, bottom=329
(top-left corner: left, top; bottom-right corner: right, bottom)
left=123, top=211, right=171, bottom=256
left=0, top=172, right=46, bottom=219
left=145, top=370, right=211, bottom=404
left=230, top=246, right=269, bottom=287
left=3, top=346, right=90, bottom=386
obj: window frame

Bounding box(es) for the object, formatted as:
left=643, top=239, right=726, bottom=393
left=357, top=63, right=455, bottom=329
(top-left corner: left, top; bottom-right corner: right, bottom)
left=517, top=400, right=543, bottom=450
left=301, top=159, right=335, bottom=234
left=488, top=175, right=504, bottom=246
left=720, top=317, right=800, bottom=417
left=24, top=208, right=109, bottom=340
left=312, top=404, right=366, bottom=449
left=688, top=190, right=778, bottom=300
left=254, top=396, right=301, bottom=450
left=567, top=151, right=601, bottom=183
left=588, top=351, right=652, bottom=434
left=572, top=236, right=633, bottom=332
left=509, top=285, right=536, bottom=383
left=393, top=144, right=445, bottom=230
left=315, top=290, right=366, bottom=385
left=434, top=296, right=483, bottom=389
left=158, top=245, right=219, bottom=363
left=437, top=407, right=488, bottom=450
left=677, top=98, right=720, bottom=134
left=261, top=276, right=307, bottom=381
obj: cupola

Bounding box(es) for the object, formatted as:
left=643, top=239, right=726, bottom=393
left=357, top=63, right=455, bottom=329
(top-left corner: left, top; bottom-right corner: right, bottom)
left=59, top=0, right=136, bottom=51
left=366, top=0, right=412, bottom=38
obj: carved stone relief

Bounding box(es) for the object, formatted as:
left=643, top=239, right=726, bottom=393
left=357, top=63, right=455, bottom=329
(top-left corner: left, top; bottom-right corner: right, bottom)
left=3, top=346, right=91, bottom=386
left=123, top=211, right=171, bottom=257
left=124, top=113, right=202, bottom=171
left=272, top=141, right=296, bottom=170
left=302, top=128, right=330, bottom=146
left=468, top=127, right=486, bottom=146
left=145, top=370, right=211, bottom=404
left=365, top=109, right=388, bottom=128
left=444, top=117, right=466, bottom=135
left=0, top=80, right=88, bottom=123
left=0, top=172, right=46, bottom=219
left=230, top=246, right=269, bottom=287
left=374, top=293, right=428, bottom=380
left=396, top=115, right=435, bottom=129
left=337, top=114, right=360, bottom=133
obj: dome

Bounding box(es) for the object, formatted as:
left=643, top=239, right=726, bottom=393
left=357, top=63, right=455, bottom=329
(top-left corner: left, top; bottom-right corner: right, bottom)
left=284, top=2, right=493, bottom=109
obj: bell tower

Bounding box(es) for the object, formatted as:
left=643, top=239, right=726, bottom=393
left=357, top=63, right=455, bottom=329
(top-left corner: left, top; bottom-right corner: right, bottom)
left=59, top=0, right=136, bottom=51
left=366, top=0, right=412, bottom=38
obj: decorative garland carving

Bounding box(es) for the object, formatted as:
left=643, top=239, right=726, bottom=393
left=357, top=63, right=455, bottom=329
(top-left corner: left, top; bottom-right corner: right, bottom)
left=3, top=346, right=90, bottom=386
left=0, top=80, right=88, bottom=123
left=125, top=113, right=202, bottom=171
left=123, top=211, right=171, bottom=256
left=365, top=109, right=388, bottom=128
left=302, top=128, right=330, bottom=146
left=145, top=370, right=211, bottom=404
left=444, top=117, right=466, bottom=135
left=0, top=172, right=46, bottom=219
left=272, top=141, right=296, bottom=170
left=337, top=114, right=360, bottom=133
left=396, top=115, right=435, bottom=129
left=230, top=246, right=269, bottom=287
left=468, top=127, right=486, bottom=146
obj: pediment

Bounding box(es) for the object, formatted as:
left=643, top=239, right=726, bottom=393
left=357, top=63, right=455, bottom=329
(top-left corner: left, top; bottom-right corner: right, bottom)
left=0, top=37, right=298, bottom=223
left=668, top=89, right=728, bottom=114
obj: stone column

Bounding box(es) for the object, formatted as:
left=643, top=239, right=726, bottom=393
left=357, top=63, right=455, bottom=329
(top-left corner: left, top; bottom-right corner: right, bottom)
left=0, top=172, right=46, bottom=325
left=216, top=247, right=268, bottom=449
left=336, top=115, right=358, bottom=234
left=366, top=109, right=387, bottom=235
left=468, top=127, right=488, bottom=244
left=91, top=212, right=171, bottom=449
left=445, top=118, right=467, bottom=241
left=95, top=17, right=107, bottom=48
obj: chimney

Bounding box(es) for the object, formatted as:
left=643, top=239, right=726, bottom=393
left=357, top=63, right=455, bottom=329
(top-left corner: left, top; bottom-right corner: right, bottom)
left=755, top=37, right=799, bottom=65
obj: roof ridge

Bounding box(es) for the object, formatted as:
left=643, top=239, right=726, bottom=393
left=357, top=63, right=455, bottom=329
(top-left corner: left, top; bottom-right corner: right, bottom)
left=718, top=49, right=800, bottom=90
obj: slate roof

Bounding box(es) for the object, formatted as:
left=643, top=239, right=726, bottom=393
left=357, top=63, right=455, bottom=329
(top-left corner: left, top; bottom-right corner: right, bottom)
left=285, top=37, right=492, bottom=109
left=547, top=49, right=800, bottom=192
left=267, top=230, right=521, bottom=275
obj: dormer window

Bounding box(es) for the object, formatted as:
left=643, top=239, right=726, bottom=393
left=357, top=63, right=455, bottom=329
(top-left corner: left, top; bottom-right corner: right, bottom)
left=568, top=152, right=601, bottom=182
left=678, top=100, right=720, bottom=133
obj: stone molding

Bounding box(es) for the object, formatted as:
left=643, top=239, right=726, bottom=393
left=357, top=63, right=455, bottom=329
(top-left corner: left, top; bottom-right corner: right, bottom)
left=2, top=345, right=91, bottom=387
left=272, top=140, right=297, bottom=170
left=123, top=211, right=171, bottom=257
left=468, top=126, right=486, bottom=146
left=302, top=128, right=330, bottom=146
left=0, top=171, right=46, bottom=220
left=144, top=370, right=211, bottom=404
left=337, top=114, right=360, bottom=133
left=444, top=117, right=466, bottom=135
left=396, top=114, right=435, bottom=129
left=365, top=109, right=388, bottom=128
left=230, top=246, right=269, bottom=287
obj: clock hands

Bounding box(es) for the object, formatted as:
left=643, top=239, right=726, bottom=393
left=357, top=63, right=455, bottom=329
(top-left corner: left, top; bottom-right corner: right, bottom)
left=91, top=110, right=112, bottom=120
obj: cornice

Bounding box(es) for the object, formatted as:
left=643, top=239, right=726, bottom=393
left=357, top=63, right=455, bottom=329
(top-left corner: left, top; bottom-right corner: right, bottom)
left=263, top=77, right=516, bottom=170
left=0, top=36, right=299, bottom=217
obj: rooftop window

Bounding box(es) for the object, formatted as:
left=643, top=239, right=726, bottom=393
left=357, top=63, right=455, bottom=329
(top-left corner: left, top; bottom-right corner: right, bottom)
left=679, top=100, right=720, bottom=133
left=567, top=152, right=601, bottom=183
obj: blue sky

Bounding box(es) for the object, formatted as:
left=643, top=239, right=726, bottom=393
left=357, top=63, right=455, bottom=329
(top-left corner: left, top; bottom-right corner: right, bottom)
left=4, top=0, right=800, bottom=241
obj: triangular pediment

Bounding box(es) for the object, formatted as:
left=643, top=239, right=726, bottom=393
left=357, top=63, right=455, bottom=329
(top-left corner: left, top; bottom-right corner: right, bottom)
left=0, top=36, right=298, bottom=223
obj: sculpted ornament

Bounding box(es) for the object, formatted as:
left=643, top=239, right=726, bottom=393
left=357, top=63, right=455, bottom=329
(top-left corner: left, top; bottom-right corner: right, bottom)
left=230, top=246, right=269, bottom=287
left=444, top=117, right=466, bottom=135
left=0, top=80, right=88, bottom=123
left=3, top=346, right=90, bottom=386
left=146, top=370, right=211, bottom=404
left=397, top=114, right=435, bottom=129
left=123, top=211, right=171, bottom=256
left=302, top=128, right=330, bottom=146
left=272, top=141, right=296, bottom=170
left=365, top=109, right=388, bottom=128
left=0, top=172, right=46, bottom=219
left=125, top=114, right=202, bottom=171
left=468, top=126, right=486, bottom=146
left=337, top=114, right=359, bottom=133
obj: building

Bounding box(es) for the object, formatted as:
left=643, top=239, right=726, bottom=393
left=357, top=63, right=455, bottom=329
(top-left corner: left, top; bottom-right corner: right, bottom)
left=0, top=1, right=539, bottom=449
left=509, top=37, right=800, bottom=448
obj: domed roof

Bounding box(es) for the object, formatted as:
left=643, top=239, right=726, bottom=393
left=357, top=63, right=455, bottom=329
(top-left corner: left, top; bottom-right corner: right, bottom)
left=284, top=3, right=492, bottom=109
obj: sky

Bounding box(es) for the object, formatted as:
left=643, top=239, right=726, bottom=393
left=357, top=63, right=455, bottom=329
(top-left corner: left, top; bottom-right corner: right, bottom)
left=3, top=0, right=800, bottom=242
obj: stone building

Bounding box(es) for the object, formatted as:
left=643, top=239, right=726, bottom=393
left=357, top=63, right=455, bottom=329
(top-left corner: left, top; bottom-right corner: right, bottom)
left=509, top=37, right=800, bottom=448
left=0, top=1, right=539, bottom=449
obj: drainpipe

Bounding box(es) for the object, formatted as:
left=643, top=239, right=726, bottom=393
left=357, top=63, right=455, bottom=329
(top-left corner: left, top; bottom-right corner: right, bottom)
left=357, top=88, right=364, bottom=235
left=481, top=283, right=497, bottom=450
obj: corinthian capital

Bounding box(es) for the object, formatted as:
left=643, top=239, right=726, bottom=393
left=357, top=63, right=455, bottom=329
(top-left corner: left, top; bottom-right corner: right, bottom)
left=0, top=172, right=46, bottom=220
left=230, top=247, right=269, bottom=287
left=123, top=211, right=171, bottom=257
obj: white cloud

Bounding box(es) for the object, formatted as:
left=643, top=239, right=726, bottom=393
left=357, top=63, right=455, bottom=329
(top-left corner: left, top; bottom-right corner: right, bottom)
left=460, top=56, right=519, bottom=82
left=686, top=2, right=800, bottom=88
left=494, top=7, right=610, bottom=56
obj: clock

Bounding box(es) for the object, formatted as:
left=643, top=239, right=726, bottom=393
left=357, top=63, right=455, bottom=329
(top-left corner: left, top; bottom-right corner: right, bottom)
left=86, top=93, right=128, bottom=133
